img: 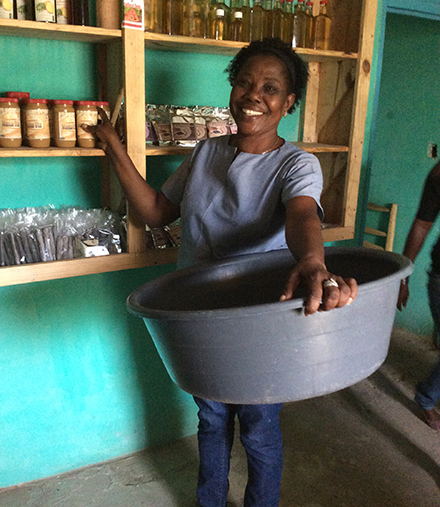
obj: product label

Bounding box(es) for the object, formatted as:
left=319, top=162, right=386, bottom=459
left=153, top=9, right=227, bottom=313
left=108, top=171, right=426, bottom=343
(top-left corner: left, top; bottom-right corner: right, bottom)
left=122, top=1, right=144, bottom=30
left=16, top=0, right=31, bottom=20
left=0, top=107, right=21, bottom=139
left=153, top=122, right=172, bottom=144
left=58, top=111, right=76, bottom=141
left=207, top=120, right=228, bottom=138
left=145, top=122, right=157, bottom=144
left=55, top=0, right=70, bottom=24
left=34, top=1, right=56, bottom=22
left=26, top=109, right=50, bottom=140
left=76, top=109, right=98, bottom=140
left=0, top=0, right=15, bottom=19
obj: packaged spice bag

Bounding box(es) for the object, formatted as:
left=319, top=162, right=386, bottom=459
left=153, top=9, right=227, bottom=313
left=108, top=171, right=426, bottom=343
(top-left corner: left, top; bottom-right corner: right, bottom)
left=171, top=106, right=197, bottom=147
left=192, top=105, right=208, bottom=142
left=204, top=106, right=229, bottom=138
left=145, top=103, right=158, bottom=145
left=152, top=104, right=173, bottom=146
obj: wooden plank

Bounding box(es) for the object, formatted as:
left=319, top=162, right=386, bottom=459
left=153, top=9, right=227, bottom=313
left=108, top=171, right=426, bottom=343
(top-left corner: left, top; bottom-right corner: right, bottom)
left=0, top=18, right=121, bottom=42
left=144, top=32, right=357, bottom=61
left=343, top=0, right=378, bottom=228
left=145, top=143, right=349, bottom=156
left=385, top=203, right=398, bottom=251
left=0, top=250, right=178, bottom=287
left=0, top=147, right=105, bottom=157
left=321, top=225, right=355, bottom=242
left=301, top=62, right=320, bottom=143
left=123, top=27, right=147, bottom=254
left=365, top=226, right=387, bottom=237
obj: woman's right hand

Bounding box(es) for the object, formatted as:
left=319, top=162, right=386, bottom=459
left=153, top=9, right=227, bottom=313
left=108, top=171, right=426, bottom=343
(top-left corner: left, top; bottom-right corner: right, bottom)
left=83, top=106, right=121, bottom=154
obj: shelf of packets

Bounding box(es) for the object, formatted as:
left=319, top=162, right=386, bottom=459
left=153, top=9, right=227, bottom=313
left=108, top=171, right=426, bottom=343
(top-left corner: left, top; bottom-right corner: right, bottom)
left=144, top=104, right=237, bottom=147
left=0, top=206, right=125, bottom=267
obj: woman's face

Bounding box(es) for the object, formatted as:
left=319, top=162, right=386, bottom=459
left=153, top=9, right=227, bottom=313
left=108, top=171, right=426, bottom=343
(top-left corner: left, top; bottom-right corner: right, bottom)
left=229, top=53, right=295, bottom=139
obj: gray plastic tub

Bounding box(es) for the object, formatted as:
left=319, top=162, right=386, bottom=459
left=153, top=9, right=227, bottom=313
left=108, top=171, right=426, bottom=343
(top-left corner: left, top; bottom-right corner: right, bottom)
left=127, top=247, right=413, bottom=404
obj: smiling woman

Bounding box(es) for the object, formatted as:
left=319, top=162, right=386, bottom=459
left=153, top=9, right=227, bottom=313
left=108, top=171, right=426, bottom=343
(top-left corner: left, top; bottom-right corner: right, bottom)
left=85, top=37, right=358, bottom=507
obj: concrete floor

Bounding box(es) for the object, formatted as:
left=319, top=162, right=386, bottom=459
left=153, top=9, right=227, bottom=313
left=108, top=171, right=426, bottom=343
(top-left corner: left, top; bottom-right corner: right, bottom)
left=1, top=326, right=440, bottom=507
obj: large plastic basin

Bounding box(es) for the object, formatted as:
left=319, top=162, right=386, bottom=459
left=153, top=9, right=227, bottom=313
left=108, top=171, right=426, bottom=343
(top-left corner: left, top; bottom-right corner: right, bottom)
left=127, top=247, right=413, bottom=404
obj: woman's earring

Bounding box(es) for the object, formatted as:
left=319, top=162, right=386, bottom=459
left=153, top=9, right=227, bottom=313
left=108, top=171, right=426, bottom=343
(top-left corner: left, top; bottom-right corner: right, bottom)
left=283, top=112, right=287, bottom=117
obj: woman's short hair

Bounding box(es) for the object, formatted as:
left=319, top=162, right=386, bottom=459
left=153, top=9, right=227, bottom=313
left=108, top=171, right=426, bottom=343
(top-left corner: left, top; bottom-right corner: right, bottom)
left=225, top=38, right=309, bottom=114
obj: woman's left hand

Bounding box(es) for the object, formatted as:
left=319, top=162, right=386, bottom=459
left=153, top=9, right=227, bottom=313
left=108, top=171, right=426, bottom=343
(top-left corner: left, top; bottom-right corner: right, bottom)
left=280, top=257, right=358, bottom=316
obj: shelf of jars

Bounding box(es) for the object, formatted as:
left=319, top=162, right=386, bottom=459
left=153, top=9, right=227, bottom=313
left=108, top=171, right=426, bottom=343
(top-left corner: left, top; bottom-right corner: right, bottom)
left=0, top=18, right=121, bottom=43
left=0, top=147, right=106, bottom=157
left=144, top=32, right=358, bottom=61
left=145, top=142, right=349, bottom=157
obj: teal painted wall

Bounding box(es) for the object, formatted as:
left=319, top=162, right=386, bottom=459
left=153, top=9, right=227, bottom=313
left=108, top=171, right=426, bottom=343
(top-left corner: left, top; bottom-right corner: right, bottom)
left=366, top=12, right=440, bottom=335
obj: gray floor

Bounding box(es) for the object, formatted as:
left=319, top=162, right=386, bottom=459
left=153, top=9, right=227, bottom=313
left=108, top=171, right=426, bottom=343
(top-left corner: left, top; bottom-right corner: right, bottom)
left=1, top=327, right=440, bottom=507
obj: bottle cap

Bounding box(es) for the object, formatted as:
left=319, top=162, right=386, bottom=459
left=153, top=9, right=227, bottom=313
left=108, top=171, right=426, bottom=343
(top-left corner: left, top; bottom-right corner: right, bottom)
left=216, top=8, right=224, bottom=15
left=234, top=11, right=243, bottom=18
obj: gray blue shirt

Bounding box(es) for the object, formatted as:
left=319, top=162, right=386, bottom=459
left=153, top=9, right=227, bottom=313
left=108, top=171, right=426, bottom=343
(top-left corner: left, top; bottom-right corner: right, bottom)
left=162, top=135, right=323, bottom=268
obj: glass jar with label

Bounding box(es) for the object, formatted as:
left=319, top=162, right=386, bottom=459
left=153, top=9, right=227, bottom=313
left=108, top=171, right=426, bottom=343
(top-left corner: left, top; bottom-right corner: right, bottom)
left=75, top=101, right=98, bottom=148
left=94, top=101, right=111, bottom=120
left=0, top=98, right=22, bottom=148
left=56, top=0, right=71, bottom=24
left=7, top=92, right=30, bottom=144
left=53, top=100, right=76, bottom=148
left=0, top=0, right=15, bottom=19
left=34, top=0, right=56, bottom=22
left=24, top=98, right=50, bottom=148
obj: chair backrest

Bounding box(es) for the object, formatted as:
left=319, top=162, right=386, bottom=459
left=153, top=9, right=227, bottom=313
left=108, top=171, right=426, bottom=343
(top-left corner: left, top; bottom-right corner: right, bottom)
left=363, top=202, right=398, bottom=252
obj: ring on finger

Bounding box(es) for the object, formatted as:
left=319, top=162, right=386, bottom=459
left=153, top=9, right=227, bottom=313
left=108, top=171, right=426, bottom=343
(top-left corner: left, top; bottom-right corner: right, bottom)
left=323, top=278, right=338, bottom=289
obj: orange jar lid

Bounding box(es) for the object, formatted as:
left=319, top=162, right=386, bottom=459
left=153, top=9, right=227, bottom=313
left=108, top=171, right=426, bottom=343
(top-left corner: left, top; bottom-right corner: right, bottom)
left=53, top=100, right=75, bottom=105
left=6, top=92, right=30, bottom=99
left=24, top=98, right=48, bottom=104
left=75, top=101, right=96, bottom=106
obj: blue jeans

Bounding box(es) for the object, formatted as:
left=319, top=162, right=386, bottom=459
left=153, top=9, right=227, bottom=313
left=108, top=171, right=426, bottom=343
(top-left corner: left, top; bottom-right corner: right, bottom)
left=415, top=270, right=440, bottom=410
left=194, top=397, right=283, bottom=507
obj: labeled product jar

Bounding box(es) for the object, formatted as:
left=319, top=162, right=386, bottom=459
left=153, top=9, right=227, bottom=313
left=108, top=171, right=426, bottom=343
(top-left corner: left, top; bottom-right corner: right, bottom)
left=7, top=92, right=30, bottom=143
left=0, top=98, right=22, bottom=148
left=56, top=0, right=71, bottom=24
left=95, top=101, right=111, bottom=120
left=24, top=99, right=50, bottom=148
left=0, top=0, right=15, bottom=19
left=53, top=100, right=76, bottom=148
left=75, top=101, right=98, bottom=148
left=34, top=0, right=56, bottom=22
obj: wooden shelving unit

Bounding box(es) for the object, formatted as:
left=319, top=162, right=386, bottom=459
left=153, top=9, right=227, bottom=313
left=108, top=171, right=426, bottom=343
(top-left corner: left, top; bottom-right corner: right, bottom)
left=0, top=0, right=377, bottom=286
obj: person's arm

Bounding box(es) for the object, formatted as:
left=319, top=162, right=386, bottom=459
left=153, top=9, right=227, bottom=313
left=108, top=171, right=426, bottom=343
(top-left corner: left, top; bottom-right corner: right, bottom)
left=280, top=196, right=358, bottom=316
left=397, top=218, right=433, bottom=310
left=86, top=108, right=180, bottom=228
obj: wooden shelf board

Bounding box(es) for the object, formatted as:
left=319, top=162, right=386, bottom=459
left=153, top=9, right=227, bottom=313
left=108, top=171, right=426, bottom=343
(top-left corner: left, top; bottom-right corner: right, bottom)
left=144, top=33, right=357, bottom=61
left=321, top=225, right=354, bottom=243
left=0, top=19, right=121, bottom=43
left=0, top=249, right=179, bottom=287
left=0, top=147, right=106, bottom=157
left=145, top=142, right=349, bottom=156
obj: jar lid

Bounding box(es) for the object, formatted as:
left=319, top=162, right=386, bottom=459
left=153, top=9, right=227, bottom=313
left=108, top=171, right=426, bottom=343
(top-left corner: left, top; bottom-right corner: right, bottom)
left=94, top=101, right=110, bottom=106
left=75, top=100, right=97, bottom=106
left=24, top=98, right=48, bottom=104
left=234, top=11, right=243, bottom=18
left=53, top=100, right=75, bottom=105
left=6, top=92, right=30, bottom=99
left=0, top=97, right=19, bottom=103
left=216, top=8, right=224, bottom=15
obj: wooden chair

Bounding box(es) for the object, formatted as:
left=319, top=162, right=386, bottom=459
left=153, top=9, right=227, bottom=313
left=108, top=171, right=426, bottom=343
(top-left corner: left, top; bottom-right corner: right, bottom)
left=363, top=202, right=398, bottom=252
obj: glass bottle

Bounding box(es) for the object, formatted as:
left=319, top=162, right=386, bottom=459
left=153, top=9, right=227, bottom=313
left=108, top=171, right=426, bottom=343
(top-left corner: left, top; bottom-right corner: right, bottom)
left=240, top=0, right=251, bottom=41
left=282, top=0, right=293, bottom=45
left=313, top=0, right=331, bottom=50
left=266, top=0, right=283, bottom=39
left=145, top=0, right=163, bottom=33
left=230, top=10, right=243, bottom=40
left=163, top=0, right=183, bottom=35
left=249, top=0, right=267, bottom=42
left=72, top=0, right=90, bottom=26
left=292, top=0, right=307, bottom=48
left=212, top=7, right=225, bottom=39
left=208, top=1, right=230, bottom=38
left=183, top=0, right=206, bottom=37
left=305, top=1, right=314, bottom=48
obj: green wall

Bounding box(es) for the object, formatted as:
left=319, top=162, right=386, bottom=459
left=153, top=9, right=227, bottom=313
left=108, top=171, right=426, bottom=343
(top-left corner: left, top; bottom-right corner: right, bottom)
left=367, top=12, right=440, bottom=335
